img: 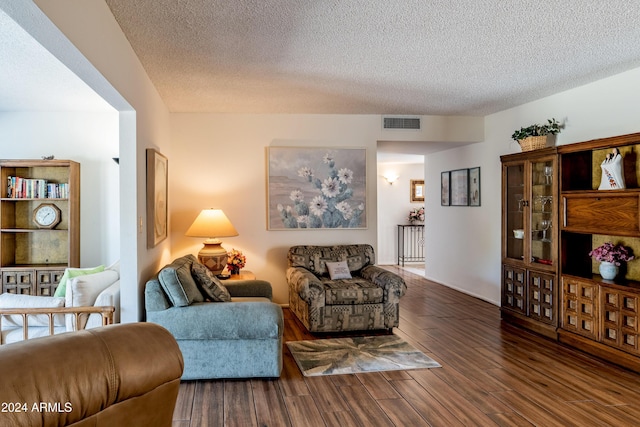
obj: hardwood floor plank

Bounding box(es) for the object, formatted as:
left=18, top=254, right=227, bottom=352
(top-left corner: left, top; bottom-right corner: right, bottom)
left=303, top=375, right=351, bottom=413
left=251, top=379, right=291, bottom=427
left=491, top=390, right=599, bottom=427
left=376, top=398, right=430, bottom=426
left=482, top=340, right=631, bottom=406
left=487, top=412, right=535, bottom=427
left=190, top=381, right=224, bottom=427
left=279, top=347, right=311, bottom=397
left=320, top=410, right=363, bottom=427
left=408, top=369, right=501, bottom=426
left=173, top=381, right=196, bottom=421
left=223, top=380, right=257, bottom=427
left=430, top=366, right=514, bottom=415
left=337, top=385, right=395, bottom=427
left=475, top=346, right=591, bottom=402
left=568, top=400, right=640, bottom=426
left=355, top=372, right=402, bottom=400
left=283, top=395, right=326, bottom=427
left=329, top=373, right=361, bottom=387
left=390, top=378, right=465, bottom=426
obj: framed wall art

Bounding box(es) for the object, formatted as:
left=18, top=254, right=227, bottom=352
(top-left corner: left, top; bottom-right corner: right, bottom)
left=146, top=149, right=168, bottom=248
left=469, top=167, right=481, bottom=206
left=441, top=171, right=450, bottom=206
left=450, top=168, right=469, bottom=206
left=410, top=179, right=424, bottom=203
left=267, top=147, right=367, bottom=230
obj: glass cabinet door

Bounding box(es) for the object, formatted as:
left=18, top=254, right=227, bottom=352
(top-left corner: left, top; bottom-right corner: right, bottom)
left=530, top=159, right=554, bottom=266
left=505, top=163, right=525, bottom=262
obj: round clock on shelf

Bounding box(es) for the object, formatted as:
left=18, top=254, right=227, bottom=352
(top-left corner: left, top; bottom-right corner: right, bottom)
left=32, top=203, right=61, bottom=229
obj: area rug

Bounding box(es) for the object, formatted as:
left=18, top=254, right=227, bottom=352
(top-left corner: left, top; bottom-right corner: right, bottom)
left=287, top=334, right=441, bottom=377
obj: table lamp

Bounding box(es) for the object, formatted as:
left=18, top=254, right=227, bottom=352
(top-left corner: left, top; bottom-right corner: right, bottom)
left=185, top=208, right=238, bottom=274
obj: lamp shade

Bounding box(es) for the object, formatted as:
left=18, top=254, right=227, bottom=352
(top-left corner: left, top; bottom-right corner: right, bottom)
left=185, top=209, right=238, bottom=239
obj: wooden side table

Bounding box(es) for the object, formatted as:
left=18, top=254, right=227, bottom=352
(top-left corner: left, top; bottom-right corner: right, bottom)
left=227, top=270, right=256, bottom=281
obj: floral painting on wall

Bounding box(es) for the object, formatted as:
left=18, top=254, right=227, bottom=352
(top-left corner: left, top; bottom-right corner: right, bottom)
left=268, top=147, right=367, bottom=229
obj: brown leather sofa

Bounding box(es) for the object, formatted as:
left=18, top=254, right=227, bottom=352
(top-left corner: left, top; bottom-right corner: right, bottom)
left=0, top=322, right=184, bottom=427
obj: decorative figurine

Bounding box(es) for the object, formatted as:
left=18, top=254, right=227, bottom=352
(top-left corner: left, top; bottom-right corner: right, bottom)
left=599, top=148, right=625, bottom=190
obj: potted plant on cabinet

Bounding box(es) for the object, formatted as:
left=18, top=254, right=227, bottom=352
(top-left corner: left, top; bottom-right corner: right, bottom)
left=511, top=118, right=561, bottom=151
left=589, top=242, right=634, bottom=280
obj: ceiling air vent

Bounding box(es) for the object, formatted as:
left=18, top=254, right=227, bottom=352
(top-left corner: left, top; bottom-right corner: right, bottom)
left=383, top=117, right=420, bottom=130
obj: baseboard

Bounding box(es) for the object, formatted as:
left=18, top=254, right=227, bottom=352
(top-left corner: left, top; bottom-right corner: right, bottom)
left=423, top=275, right=500, bottom=307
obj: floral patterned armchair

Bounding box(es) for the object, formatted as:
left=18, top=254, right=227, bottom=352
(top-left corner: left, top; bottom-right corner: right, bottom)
left=286, top=245, right=407, bottom=332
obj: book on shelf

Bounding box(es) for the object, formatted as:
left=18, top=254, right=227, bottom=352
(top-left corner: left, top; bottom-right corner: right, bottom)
left=6, top=176, right=69, bottom=199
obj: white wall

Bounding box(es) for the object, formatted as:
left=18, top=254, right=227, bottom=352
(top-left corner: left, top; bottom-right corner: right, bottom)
left=426, top=66, right=640, bottom=305
left=377, top=162, right=424, bottom=265
left=0, top=112, right=120, bottom=266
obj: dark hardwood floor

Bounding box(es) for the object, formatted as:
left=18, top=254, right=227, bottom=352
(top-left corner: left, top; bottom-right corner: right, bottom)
left=172, top=267, right=640, bottom=426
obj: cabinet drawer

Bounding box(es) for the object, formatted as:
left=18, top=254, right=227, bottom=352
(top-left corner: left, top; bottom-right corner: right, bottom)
left=562, top=276, right=599, bottom=340
left=36, top=269, right=65, bottom=296
left=529, top=271, right=556, bottom=325
left=601, top=288, right=639, bottom=355
left=562, top=193, right=640, bottom=236
left=2, top=270, right=35, bottom=294
left=502, top=264, right=527, bottom=315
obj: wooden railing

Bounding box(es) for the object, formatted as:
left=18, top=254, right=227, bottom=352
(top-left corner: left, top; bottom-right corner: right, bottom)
left=0, top=306, right=114, bottom=344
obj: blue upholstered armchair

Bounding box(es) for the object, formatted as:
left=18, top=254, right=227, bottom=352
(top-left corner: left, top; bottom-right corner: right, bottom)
left=286, top=245, right=407, bottom=332
left=145, top=255, right=283, bottom=380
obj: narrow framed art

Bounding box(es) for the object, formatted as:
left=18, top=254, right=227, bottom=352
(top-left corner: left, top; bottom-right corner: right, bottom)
left=410, top=179, right=424, bottom=203
left=450, top=168, right=469, bottom=206
left=441, top=171, right=450, bottom=206
left=469, top=167, right=481, bottom=206
left=267, top=147, right=367, bottom=230
left=146, top=149, right=168, bottom=248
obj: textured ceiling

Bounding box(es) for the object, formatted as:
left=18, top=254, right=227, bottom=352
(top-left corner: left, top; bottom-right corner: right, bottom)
left=0, top=9, right=113, bottom=112
left=105, top=0, right=640, bottom=115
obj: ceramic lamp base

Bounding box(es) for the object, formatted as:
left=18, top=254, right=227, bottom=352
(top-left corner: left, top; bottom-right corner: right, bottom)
left=197, top=241, right=228, bottom=275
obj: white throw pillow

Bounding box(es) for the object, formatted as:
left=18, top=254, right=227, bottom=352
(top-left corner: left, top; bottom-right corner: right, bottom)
left=105, top=260, right=120, bottom=275
left=0, top=293, right=66, bottom=328
left=325, top=261, right=352, bottom=280
left=65, top=269, right=119, bottom=331
left=85, top=280, right=120, bottom=329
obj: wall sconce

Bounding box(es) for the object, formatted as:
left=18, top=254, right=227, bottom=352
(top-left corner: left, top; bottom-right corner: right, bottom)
left=383, top=173, right=399, bottom=185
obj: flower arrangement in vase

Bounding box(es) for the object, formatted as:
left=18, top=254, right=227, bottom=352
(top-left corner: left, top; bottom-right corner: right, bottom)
left=407, top=207, right=425, bottom=224
left=227, top=248, right=246, bottom=275
left=588, top=242, right=634, bottom=280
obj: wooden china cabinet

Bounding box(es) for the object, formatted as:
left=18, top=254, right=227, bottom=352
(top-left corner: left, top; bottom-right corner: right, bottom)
left=501, top=132, right=640, bottom=373
left=501, top=148, right=559, bottom=339
left=557, top=132, right=640, bottom=372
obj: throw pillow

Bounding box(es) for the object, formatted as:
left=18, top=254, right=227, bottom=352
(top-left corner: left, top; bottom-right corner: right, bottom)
left=84, top=281, right=120, bottom=329
left=65, top=269, right=120, bottom=331
left=191, top=261, right=231, bottom=302
left=326, top=261, right=352, bottom=280
left=158, top=256, right=205, bottom=307
left=0, top=293, right=66, bottom=327
left=53, top=265, right=105, bottom=297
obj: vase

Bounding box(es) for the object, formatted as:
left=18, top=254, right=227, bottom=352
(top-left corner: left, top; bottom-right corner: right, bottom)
left=229, top=266, right=240, bottom=275
left=599, top=261, right=619, bottom=280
